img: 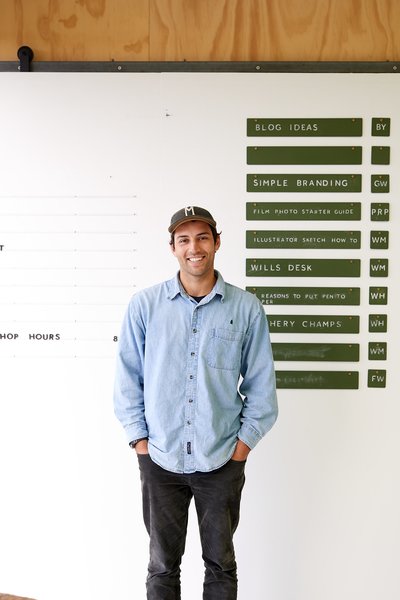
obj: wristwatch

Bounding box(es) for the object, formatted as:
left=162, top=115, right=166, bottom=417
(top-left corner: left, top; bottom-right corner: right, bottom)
left=129, top=437, right=148, bottom=449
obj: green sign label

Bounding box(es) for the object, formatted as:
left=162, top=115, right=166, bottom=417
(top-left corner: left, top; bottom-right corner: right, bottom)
left=368, top=342, right=387, bottom=361
left=247, top=118, right=362, bottom=137
left=368, top=370, right=386, bottom=388
left=369, top=287, right=388, bottom=305
left=370, top=231, right=389, bottom=249
left=370, top=259, right=389, bottom=277
left=276, top=370, right=359, bottom=389
left=370, top=203, right=389, bottom=221
left=246, top=230, right=361, bottom=249
left=247, top=146, right=362, bottom=165
left=247, top=174, right=362, bottom=192
left=371, top=118, right=390, bottom=136
left=247, top=287, right=360, bottom=306
left=267, top=315, right=359, bottom=333
left=272, top=343, right=359, bottom=362
left=247, top=202, right=361, bottom=221
left=371, top=146, right=390, bottom=164
left=247, top=259, right=360, bottom=277
left=371, top=174, right=390, bottom=193
left=369, top=314, right=387, bottom=332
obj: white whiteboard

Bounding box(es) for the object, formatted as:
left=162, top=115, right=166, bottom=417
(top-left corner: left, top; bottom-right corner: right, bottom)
left=0, top=72, right=399, bottom=600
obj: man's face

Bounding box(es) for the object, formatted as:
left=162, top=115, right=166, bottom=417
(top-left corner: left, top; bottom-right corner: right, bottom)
left=171, top=220, right=220, bottom=281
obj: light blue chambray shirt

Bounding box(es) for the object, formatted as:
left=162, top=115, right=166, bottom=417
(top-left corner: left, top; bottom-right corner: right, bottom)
left=114, top=271, right=278, bottom=474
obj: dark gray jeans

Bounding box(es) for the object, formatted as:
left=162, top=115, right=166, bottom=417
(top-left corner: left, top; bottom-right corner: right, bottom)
left=137, top=454, right=246, bottom=600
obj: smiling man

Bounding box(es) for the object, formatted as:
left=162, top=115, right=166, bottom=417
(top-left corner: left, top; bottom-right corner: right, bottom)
left=114, top=206, right=278, bottom=600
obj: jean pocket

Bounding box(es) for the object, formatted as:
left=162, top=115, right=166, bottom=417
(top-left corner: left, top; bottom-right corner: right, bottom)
left=207, top=327, right=244, bottom=370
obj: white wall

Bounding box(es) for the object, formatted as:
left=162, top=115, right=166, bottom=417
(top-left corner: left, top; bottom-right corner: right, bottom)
left=0, top=72, right=399, bottom=600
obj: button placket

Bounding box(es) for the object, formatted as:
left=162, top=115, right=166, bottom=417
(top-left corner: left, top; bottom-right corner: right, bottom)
left=183, top=306, right=201, bottom=469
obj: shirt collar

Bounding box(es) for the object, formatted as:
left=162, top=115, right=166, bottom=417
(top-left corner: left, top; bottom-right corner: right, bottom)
left=166, top=271, right=225, bottom=303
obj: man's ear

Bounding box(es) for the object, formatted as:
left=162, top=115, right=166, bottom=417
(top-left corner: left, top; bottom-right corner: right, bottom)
left=169, top=240, right=176, bottom=256
left=215, top=234, right=221, bottom=252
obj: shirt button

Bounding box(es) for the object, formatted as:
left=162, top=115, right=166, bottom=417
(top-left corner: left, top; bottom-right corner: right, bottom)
left=188, top=398, right=193, bottom=403
left=189, top=375, right=193, bottom=379
left=187, top=420, right=191, bottom=425
left=192, top=328, right=197, bottom=333
left=191, top=352, right=195, bottom=356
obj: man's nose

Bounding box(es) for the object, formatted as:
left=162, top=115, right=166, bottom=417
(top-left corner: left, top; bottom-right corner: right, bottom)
left=188, top=238, right=200, bottom=252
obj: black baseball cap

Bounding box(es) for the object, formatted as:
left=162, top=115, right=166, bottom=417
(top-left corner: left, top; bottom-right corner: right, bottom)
left=168, top=206, right=217, bottom=234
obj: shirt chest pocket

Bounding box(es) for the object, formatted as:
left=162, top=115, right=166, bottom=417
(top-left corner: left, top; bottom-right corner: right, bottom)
left=207, top=327, right=244, bottom=371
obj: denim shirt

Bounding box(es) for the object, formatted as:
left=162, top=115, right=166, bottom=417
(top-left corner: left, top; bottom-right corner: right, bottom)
left=114, top=271, right=278, bottom=474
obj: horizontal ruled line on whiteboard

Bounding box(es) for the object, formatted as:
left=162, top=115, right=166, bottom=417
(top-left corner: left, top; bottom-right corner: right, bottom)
left=0, top=284, right=135, bottom=288
left=4, top=355, right=116, bottom=359
left=6, top=249, right=138, bottom=252
left=0, top=231, right=137, bottom=234
left=0, top=213, right=137, bottom=217
left=0, top=266, right=136, bottom=270
left=0, top=302, right=126, bottom=306
left=0, top=194, right=137, bottom=197
left=0, top=320, right=121, bottom=323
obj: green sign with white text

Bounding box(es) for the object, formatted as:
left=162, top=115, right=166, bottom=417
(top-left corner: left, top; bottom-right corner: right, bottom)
left=247, top=202, right=361, bottom=220
left=368, top=343, right=387, bottom=361
left=370, top=203, right=390, bottom=221
left=369, top=287, right=388, bottom=305
left=275, top=370, right=359, bottom=389
left=368, top=370, right=386, bottom=388
left=247, top=118, right=363, bottom=137
left=267, top=315, right=359, bottom=333
left=247, top=287, right=360, bottom=306
left=246, top=230, right=361, bottom=249
left=247, top=259, right=360, bottom=277
left=369, top=315, right=387, bottom=332
left=272, top=343, right=359, bottom=362
left=247, top=174, right=362, bottom=192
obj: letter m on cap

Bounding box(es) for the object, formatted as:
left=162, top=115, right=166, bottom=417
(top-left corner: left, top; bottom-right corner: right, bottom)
left=185, top=206, right=195, bottom=216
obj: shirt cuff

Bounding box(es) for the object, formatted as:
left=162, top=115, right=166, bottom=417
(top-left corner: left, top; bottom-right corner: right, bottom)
left=124, top=424, right=149, bottom=445
left=237, top=423, right=263, bottom=450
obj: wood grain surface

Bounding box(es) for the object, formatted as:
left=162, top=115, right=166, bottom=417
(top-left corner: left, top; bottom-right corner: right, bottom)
left=0, top=595, right=36, bottom=600
left=0, top=0, right=399, bottom=62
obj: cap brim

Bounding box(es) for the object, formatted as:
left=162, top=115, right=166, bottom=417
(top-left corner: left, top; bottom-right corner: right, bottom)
left=168, top=216, right=216, bottom=233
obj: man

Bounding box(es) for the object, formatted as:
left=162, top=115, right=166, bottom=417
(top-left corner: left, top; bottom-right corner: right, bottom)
left=114, top=206, right=278, bottom=600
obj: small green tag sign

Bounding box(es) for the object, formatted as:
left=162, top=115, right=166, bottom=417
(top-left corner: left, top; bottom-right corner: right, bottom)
left=370, top=259, right=389, bottom=277
left=370, top=231, right=389, bottom=249
left=368, top=370, right=386, bottom=388
left=247, top=259, right=360, bottom=277
left=247, top=174, right=362, bottom=192
left=247, top=202, right=362, bottom=221
left=371, top=146, right=390, bottom=164
left=369, top=287, right=388, bottom=305
left=371, top=174, right=390, bottom=193
left=276, top=370, right=359, bottom=389
left=370, top=203, right=389, bottom=221
left=272, top=343, right=359, bottom=362
left=247, top=118, right=362, bottom=137
left=369, top=314, right=387, bottom=332
left=246, top=230, right=361, bottom=249
left=247, top=287, right=360, bottom=306
left=371, top=118, right=390, bottom=136
left=368, top=343, right=387, bottom=360
left=267, top=315, right=359, bottom=333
